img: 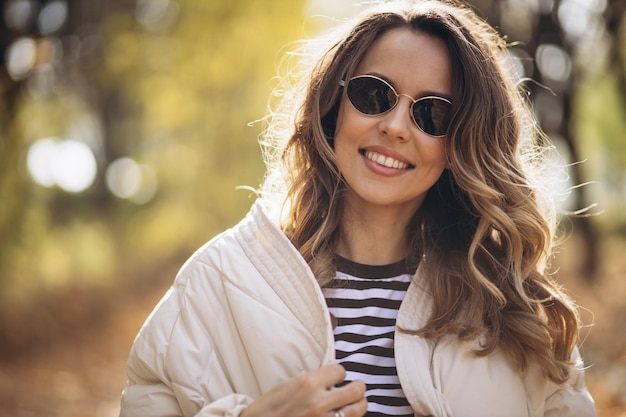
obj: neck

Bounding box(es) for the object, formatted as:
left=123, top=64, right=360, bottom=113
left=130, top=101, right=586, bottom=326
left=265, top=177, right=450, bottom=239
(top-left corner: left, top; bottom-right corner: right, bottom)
left=335, top=198, right=418, bottom=265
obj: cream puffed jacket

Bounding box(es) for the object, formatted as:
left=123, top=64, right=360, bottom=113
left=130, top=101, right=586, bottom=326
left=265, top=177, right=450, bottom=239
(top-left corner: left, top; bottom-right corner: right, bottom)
left=119, top=200, right=596, bottom=417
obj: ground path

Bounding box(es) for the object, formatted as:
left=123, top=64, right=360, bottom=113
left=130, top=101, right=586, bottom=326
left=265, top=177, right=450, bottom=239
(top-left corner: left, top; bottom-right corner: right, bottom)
left=0, top=277, right=169, bottom=417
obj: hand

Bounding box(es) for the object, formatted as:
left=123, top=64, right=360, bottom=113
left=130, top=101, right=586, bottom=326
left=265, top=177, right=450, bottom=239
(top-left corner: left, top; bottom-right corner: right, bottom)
left=240, top=363, right=367, bottom=417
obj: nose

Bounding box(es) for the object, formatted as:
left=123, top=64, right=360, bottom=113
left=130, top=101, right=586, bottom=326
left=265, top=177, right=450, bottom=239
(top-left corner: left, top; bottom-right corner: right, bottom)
left=378, top=94, right=413, bottom=142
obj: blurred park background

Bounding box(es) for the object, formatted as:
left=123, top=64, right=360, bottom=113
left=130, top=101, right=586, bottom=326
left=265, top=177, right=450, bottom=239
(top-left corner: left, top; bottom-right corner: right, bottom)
left=0, top=0, right=624, bottom=415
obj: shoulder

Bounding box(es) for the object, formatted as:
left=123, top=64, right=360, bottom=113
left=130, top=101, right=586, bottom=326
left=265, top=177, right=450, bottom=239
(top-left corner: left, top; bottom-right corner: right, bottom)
left=125, top=202, right=275, bottom=378
left=173, top=199, right=281, bottom=289
left=541, top=347, right=597, bottom=416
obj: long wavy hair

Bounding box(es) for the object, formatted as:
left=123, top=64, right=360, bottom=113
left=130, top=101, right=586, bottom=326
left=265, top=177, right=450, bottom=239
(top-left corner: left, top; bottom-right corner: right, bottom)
left=260, top=0, right=580, bottom=384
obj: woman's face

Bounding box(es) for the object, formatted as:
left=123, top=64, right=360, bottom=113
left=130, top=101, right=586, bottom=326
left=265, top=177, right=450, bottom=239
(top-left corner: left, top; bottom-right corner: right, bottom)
left=334, top=27, right=452, bottom=216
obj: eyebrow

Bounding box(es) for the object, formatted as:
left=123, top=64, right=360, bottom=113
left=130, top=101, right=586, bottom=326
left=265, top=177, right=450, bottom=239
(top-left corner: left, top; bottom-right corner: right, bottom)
left=365, top=71, right=453, bottom=101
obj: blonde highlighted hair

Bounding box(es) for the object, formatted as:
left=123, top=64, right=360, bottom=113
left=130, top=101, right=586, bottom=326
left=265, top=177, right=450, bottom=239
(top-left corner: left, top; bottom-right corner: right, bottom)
left=260, top=0, right=579, bottom=384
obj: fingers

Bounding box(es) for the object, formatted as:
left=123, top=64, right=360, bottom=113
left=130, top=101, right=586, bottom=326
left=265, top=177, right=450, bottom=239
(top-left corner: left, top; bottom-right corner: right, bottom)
left=328, top=394, right=368, bottom=417
left=312, top=363, right=347, bottom=389
left=291, top=365, right=366, bottom=416
left=331, top=378, right=366, bottom=405
left=329, top=380, right=367, bottom=416
left=241, top=365, right=367, bottom=417
left=311, top=364, right=365, bottom=403
left=330, top=408, right=346, bottom=417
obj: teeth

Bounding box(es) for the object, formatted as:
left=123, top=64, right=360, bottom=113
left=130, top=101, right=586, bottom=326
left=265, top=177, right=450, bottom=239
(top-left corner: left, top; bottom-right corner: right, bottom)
left=365, top=151, right=409, bottom=169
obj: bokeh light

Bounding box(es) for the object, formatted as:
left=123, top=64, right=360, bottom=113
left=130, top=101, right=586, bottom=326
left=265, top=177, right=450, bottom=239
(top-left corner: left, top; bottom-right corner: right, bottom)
left=558, top=0, right=607, bottom=43
left=6, top=37, right=37, bottom=80
left=508, top=47, right=534, bottom=80
left=26, top=138, right=98, bottom=193
left=37, top=0, right=68, bottom=36
left=105, top=157, right=158, bottom=204
left=4, top=0, right=38, bottom=32
left=26, top=137, right=57, bottom=187
left=536, top=43, right=572, bottom=84
left=2, top=1, right=624, bottom=415
left=135, top=0, right=179, bottom=33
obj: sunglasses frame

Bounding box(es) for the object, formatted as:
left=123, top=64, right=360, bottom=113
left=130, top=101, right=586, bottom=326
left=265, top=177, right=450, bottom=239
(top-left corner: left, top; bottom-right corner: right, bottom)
left=339, top=74, right=452, bottom=138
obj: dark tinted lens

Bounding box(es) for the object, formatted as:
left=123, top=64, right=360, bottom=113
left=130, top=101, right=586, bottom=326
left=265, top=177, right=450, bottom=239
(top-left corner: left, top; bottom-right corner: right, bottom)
left=346, top=77, right=396, bottom=115
left=412, top=98, right=451, bottom=136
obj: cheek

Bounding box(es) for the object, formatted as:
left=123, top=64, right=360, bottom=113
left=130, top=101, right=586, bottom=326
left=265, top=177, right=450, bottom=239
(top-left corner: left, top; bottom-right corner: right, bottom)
left=439, top=144, right=448, bottom=167
left=416, top=138, right=447, bottom=167
left=441, top=138, right=450, bottom=169
left=333, top=98, right=374, bottom=147
left=431, top=140, right=448, bottom=167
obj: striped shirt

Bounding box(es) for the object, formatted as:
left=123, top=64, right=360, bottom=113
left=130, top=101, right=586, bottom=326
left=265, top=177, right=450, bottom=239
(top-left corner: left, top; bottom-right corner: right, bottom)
left=323, top=256, right=416, bottom=417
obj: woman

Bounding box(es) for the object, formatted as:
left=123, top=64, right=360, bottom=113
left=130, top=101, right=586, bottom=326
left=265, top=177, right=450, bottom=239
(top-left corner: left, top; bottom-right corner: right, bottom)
left=120, top=1, right=596, bottom=416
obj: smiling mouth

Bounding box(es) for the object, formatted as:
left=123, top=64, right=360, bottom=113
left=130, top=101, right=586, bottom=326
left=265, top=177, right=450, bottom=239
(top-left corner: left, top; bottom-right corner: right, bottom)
left=360, top=149, right=415, bottom=170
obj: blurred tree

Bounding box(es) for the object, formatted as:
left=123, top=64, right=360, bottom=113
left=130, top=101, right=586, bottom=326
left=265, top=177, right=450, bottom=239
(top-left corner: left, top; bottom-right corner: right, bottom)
left=468, top=0, right=617, bottom=281
left=1, top=0, right=624, bottom=293
left=0, top=0, right=310, bottom=359
left=0, top=0, right=128, bottom=287
left=0, top=0, right=308, bottom=292
left=0, top=0, right=35, bottom=285
left=607, top=0, right=626, bottom=101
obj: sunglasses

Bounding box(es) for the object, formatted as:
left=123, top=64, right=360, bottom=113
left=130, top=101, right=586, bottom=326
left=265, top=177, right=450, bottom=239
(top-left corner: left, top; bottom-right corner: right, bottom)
left=340, top=75, right=452, bottom=137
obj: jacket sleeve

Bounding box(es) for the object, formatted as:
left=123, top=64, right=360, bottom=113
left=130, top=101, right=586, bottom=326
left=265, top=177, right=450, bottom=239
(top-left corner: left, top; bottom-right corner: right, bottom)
left=119, top=259, right=255, bottom=417
left=543, top=347, right=596, bottom=417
